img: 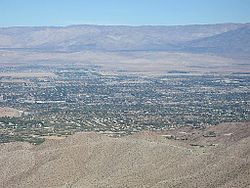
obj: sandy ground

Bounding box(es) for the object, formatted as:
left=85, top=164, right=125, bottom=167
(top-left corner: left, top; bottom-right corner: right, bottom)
left=0, top=107, right=22, bottom=117
left=0, top=122, right=249, bottom=188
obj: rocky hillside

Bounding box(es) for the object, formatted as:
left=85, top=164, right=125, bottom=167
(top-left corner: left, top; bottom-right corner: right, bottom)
left=0, top=122, right=249, bottom=188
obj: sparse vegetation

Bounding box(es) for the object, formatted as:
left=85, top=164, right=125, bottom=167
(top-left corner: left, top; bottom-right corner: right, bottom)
left=0, top=122, right=249, bottom=188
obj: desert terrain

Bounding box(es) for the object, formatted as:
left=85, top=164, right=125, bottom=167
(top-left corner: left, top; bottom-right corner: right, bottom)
left=0, top=23, right=250, bottom=187
left=1, top=23, right=250, bottom=74
left=0, top=107, right=22, bottom=117
left=0, top=122, right=249, bottom=188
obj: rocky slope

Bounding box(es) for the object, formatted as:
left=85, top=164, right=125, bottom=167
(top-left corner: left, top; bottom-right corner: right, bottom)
left=0, top=122, right=249, bottom=188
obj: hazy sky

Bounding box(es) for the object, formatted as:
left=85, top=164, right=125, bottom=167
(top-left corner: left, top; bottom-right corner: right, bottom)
left=1, top=0, right=250, bottom=26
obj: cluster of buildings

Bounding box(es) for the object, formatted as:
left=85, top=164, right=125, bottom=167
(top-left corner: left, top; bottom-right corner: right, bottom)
left=0, top=67, right=249, bottom=143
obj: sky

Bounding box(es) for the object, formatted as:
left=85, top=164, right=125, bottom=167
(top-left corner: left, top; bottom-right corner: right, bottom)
left=0, top=0, right=250, bottom=27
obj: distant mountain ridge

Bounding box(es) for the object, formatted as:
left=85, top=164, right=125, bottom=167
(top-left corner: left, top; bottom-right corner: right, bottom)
left=180, top=25, right=250, bottom=58
left=0, top=23, right=249, bottom=58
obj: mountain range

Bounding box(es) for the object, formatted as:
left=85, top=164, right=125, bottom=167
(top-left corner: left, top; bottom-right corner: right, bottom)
left=0, top=23, right=250, bottom=58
